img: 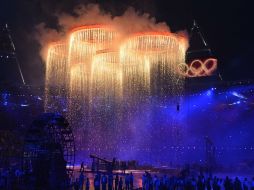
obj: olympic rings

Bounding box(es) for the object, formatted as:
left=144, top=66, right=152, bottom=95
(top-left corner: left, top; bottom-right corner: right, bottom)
left=178, top=58, right=217, bottom=77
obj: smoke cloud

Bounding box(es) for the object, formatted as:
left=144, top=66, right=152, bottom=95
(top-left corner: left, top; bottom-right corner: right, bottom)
left=35, top=4, right=187, bottom=61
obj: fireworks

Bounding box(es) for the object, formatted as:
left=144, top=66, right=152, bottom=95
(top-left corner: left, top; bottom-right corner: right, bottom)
left=89, top=50, right=123, bottom=131
left=44, top=42, right=68, bottom=112
left=91, top=50, right=122, bottom=102
left=45, top=27, right=188, bottom=100
left=45, top=24, right=189, bottom=154
left=44, top=25, right=189, bottom=123
left=68, top=25, right=117, bottom=64
left=67, top=25, right=118, bottom=130
left=45, top=42, right=68, bottom=87
left=120, top=32, right=187, bottom=99
left=68, top=25, right=118, bottom=96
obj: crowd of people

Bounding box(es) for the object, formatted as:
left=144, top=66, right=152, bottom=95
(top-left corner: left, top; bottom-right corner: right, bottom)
left=73, top=170, right=254, bottom=190
left=140, top=172, right=254, bottom=190
left=2, top=165, right=254, bottom=190
left=73, top=171, right=134, bottom=190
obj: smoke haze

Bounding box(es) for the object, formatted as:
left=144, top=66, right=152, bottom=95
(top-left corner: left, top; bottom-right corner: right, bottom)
left=35, top=4, right=187, bottom=61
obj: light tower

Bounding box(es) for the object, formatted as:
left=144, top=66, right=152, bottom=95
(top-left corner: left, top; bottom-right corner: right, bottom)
left=0, top=24, right=25, bottom=85
left=179, top=20, right=217, bottom=77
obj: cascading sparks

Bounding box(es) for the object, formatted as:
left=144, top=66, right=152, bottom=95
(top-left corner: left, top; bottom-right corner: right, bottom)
left=119, top=32, right=188, bottom=148
left=44, top=42, right=68, bottom=112
left=45, top=24, right=189, bottom=156
left=90, top=50, right=122, bottom=141
left=120, top=32, right=188, bottom=99
left=68, top=25, right=117, bottom=97
left=67, top=25, right=118, bottom=130
left=91, top=50, right=122, bottom=103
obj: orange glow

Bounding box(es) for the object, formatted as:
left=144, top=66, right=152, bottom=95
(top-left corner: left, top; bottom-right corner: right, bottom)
left=69, top=24, right=114, bottom=34
left=120, top=33, right=187, bottom=98
left=44, top=24, right=200, bottom=120
left=121, top=32, right=187, bottom=54
left=68, top=25, right=118, bottom=96
left=67, top=25, right=119, bottom=130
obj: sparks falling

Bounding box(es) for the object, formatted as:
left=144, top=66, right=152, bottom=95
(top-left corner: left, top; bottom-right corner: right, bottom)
left=67, top=25, right=118, bottom=131
left=44, top=24, right=188, bottom=157
left=44, top=42, right=68, bottom=112
left=120, top=32, right=187, bottom=99
left=91, top=50, right=122, bottom=103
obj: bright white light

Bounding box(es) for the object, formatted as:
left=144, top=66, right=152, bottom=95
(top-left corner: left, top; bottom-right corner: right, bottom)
left=232, top=91, right=247, bottom=99
left=20, top=104, right=29, bottom=107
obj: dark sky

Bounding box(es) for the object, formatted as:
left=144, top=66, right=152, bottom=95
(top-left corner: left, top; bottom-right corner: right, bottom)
left=1, top=0, right=254, bottom=84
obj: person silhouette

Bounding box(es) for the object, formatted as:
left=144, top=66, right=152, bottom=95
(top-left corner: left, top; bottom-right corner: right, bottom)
left=94, top=174, right=101, bottom=190
left=115, top=174, right=119, bottom=190
left=251, top=177, right=254, bottom=190
left=125, top=174, right=130, bottom=190
left=101, top=174, right=107, bottom=190
left=108, top=173, right=113, bottom=190
left=80, top=162, right=85, bottom=172
left=119, top=177, right=123, bottom=190
left=79, top=171, right=85, bottom=190
left=243, top=178, right=248, bottom=190
left=86, top=178, right=90, bottom=190
left=130, top=172, right=134, bottom=190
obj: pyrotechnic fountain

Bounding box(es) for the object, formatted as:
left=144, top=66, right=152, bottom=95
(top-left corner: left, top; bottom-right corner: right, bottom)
left=44, top=42, right=68, bottom=112
left=119, top=32, right=188, bottom=160
left=120, top=32, right=187, bottom=99
left=90, top=50, right=122, bottom=121
left=88, top=50, right=123, bottom=148
left=67, top=25, right=118, bottom=147
left=91, top=50, right=122, bottom=105
left=44, top=24, right=189, bottom=161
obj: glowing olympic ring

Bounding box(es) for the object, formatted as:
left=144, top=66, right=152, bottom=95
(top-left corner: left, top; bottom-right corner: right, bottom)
left=178, top=63, right=189, bottom=76
left=202, top=58, right=217, bottom=74
left=189, top=59, right=204, bottom=75
left=178, top=58, right=217, bottom=77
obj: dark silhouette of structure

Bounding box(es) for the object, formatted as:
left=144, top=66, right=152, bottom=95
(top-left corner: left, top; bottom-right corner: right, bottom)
left=187, top=20, right=213, bottom=61
left=90, top=154, right=116, bottom=173
left=184, top=20, right=218, bottom=78
left=23, top=113, right=75, bottom=189
left=0, top=24, right=25, bottom=85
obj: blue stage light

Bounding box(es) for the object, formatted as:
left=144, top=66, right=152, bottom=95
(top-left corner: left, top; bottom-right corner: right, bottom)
left=232, top=91, right=247, bottom=99
left=36, top=96, right=42, bottom=100
left=206, top=90, right=212, bottom=96
left=20, top=104, right=29, bottom=107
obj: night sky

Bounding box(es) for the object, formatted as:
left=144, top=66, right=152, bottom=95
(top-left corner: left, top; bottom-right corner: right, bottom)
left=1, top=0, right=254, bottom=84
